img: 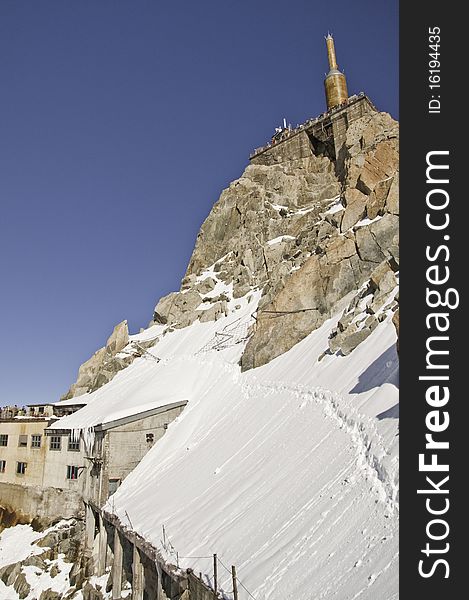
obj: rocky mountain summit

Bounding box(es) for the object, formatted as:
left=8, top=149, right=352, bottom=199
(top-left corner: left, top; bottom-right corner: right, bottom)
left=153, top=109, right=399, bottom=368
left=63, top=109, right=399, bottom=397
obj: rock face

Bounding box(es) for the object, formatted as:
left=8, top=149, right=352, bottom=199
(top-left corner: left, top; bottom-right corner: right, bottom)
left=146, top=109, right=399, bottom=370
left=241, top=111, right=399, bottom=368
left=62, top=108, right=399, bottom=395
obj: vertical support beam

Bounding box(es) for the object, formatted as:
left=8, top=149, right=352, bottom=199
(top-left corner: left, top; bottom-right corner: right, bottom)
left=97, top=514, right=108, bottom=576
left=232, top=565, right=238, bottom=600
left=132, top=544, right=144, bottom=600
left=213, top=554, right=218, bottom=595
left=112, top=528, right=123, bottom=600
left=155, top=561, right=163, bottom=600
left=85, top=504, right=95, bottom=555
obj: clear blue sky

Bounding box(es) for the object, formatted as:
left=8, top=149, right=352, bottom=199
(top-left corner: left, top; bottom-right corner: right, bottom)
left=0, top=0, right=398, bottom=405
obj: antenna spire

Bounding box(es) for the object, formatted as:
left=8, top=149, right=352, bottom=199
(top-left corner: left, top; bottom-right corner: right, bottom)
left=323, top=34, right=348, bottom=109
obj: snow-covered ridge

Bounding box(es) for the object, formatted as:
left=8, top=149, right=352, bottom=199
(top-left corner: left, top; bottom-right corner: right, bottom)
left=78, top=300, right=399, bottom=600
left=45, top=269, right=399, bottom=599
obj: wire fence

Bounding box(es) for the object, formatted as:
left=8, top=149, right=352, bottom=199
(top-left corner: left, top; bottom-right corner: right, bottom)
left=161, top=525, right=258, bottom=600
left=196, top=316, right=254, bottom=354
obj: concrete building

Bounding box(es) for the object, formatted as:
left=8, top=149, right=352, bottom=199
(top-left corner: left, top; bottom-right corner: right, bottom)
left=0, top=399, right=88, bottom=524
left=46, top=400, right=187, bottom=509
left=0, top=396, right=187, bottom=527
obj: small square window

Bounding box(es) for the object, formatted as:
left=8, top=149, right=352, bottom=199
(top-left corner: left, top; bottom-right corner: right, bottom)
left=66, top=465, right=80, bottom=480
left=50, top=436, right=62, bottom=451
left=18, top=434, right=28, bottom=447
left=16, top=462, right=27, bottom=475
left=31, top=435, right=42, bottom=448
left=38, top=407, right=45, bottom=414
left=0, top=460, right=6, bottom=473
left=68, top=436, right=80, bottom=452
left=0, top=434, right=8, bottom=447
left=108, top=478, right=120, bottom=497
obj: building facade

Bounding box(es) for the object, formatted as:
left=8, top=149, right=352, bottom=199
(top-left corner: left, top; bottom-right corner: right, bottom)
left=0, top=399, right=187, bottom=526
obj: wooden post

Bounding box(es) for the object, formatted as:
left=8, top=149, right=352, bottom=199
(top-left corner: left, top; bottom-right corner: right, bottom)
left=213, top=554, right=218, bottom=595
left=232, top=565, right=238, bottom=600
left=85, top=504, right=95, bottom=556
left=97, top=514, right=108, bottom=576
left=112, top=528, right=123, bottom=600
left=132, top=544, right=144, bottom=600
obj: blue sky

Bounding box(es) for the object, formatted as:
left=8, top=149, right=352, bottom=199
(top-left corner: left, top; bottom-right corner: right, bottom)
left=0, top=0, right=398, bottom=405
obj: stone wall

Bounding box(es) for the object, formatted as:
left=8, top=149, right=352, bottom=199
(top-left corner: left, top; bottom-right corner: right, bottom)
left=250, top=130, right=315, bottom=166
left=0, top=481, right=83, bottom=527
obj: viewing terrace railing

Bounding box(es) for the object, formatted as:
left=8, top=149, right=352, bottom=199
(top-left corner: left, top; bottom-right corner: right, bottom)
left=249, top=92, right=373, bottom=160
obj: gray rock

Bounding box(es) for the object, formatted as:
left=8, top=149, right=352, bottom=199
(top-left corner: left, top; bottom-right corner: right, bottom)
left=39, top=590, right=61, bottom=600
left=367, top=294, right=388, bottom=315
left=198, top=301, right=228, bottom=323
left=105, top=320, right=129, bottom=356
left=37, top=531, right=59, bottom=548
left=49, top=563, right=60, bottom=578
left=13, top=572, right=31, bottom=599
left=341, top=189, right=367, bottom=232
left=337, top=311, right=355, bottom=332
left=378, top=270, right=397, bottom=295
left=366, top=178, right=392, bottom=220
left=340, top=328, right=372, bottom=355
left=355, top=227, right=384, bottom=264
left=0, top=561, right=21, bottom=586
left=233, top=282, right=252, bottom=299
left=22, top=553, right=49, bottom=570
left=364, top=315, right=379, bottom=332
left=181, top=273, right=197, bottom=289
left=195, top=277, right=217, bottom=295
left=385, top=172, right=399, bottom=215
left=369, top=262, right=393, bottom=291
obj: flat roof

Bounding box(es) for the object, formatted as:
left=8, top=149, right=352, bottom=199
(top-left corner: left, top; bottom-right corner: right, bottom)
left=45, top=400, right=187, bottom=435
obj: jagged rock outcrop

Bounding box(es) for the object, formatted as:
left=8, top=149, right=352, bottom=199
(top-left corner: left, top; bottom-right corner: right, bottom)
left=62, top=320, right=133, bottom=399
left=62, top=109, right=399, bottom=397
left=241, top=112, right=399, bottom=368
left=146, top=110, right=399, bottom=370
left=327, top=260, right=399, bottom=356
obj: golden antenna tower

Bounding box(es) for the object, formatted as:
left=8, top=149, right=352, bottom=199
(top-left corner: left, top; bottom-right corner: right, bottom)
left=324, top=34, right=348, bottom=110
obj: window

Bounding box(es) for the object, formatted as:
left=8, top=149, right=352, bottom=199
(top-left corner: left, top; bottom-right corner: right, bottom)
left=66, top=465, right=80, bottom=480
left=49, top=436, right=62, bottom=451
left=31, top=434, right=42, bottom=448
left=38, top=407, right=45, bottom=415
left=108, top=479, right=121, bottom=497
left=18, top=434, right=28, bottom=447
left=0, top=460, right=6, bottom=473
left=16, top=462, right=27, bottom=475
left=68, top=436, right=80, bottom=452
left=0, top=434, right=8, bottom=447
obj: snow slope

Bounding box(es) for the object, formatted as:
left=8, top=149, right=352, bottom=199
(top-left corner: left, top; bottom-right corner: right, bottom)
left=0, top=522, right=78, bottom=600
left=49, top=282, right=399, bottom=600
